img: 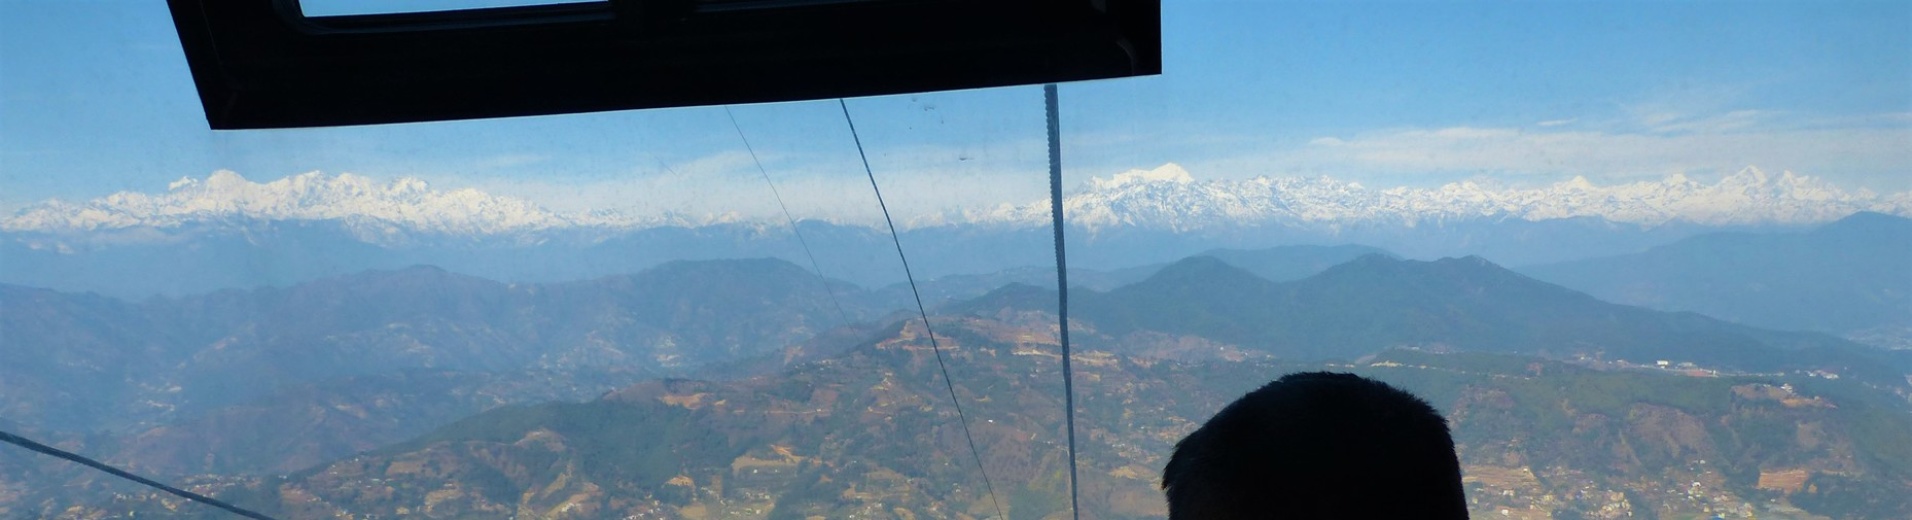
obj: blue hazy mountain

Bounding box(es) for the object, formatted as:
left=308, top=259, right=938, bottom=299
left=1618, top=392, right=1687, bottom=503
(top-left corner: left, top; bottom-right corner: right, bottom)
left=0, top=258, right=871, bottom=435
left=959, top=254, right=1909, bottom=385
left=1521, top=212, right=1912, bottom=341
left=1191, top=244, right=1395, bottom=281
left=863, top=244, right=1396, bottom=313
left=1, top=217, right=1723, bottom=300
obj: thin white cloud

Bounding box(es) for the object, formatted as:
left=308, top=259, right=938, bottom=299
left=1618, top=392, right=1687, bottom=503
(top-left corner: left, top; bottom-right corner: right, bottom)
left=1645, top=109, right=1769, bottom=134
left=668, top=150, right=760, bottom=178
left=1191, top=113, right=1911, bottom=190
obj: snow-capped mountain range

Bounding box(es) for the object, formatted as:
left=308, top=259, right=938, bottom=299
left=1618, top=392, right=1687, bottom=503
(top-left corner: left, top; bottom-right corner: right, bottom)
left=5, top=171, right=575, bottom=236
left=0, top=171, right=720, bottom=243
left=5, top=165, right=1909, bottom=240
left=972, top=164, right=1912, bottom=232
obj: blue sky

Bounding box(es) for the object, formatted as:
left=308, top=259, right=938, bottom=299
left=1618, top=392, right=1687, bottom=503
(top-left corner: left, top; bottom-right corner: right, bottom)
left=2, top=0, right=1907, bottom=221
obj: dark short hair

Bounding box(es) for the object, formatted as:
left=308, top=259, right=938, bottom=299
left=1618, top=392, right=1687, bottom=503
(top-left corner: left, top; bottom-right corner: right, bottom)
left=1162, top=372, right=1467, bottom=519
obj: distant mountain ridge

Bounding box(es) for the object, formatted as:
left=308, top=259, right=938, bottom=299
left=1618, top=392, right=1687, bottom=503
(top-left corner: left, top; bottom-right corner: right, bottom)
left=9, top=165, right=1898, bottom=298
left=969, top=164, right=1912, bottom=231
left=866, top=244, right=1393, bottom=310
left=1523, top=212, right=1912, bottom=342
left=1194, top=244, right=1394, bottom=281
left=0, top=244, right=1429, bottom=441
left=0, top=213, right=1724, bottom=299
left=958, top=253, right=1907, bottom=384
left=7, top=165, right=1905, bottom=240
left=0, top=258, right=868, bottom=435
left=3, top=243, right=1381, bottom=437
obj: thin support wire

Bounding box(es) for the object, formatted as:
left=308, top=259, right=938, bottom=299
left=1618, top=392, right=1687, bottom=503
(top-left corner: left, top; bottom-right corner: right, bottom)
left=0, top=429, right=280, bottom=520
left=838, top=98, right=1006, bottom=520
left=1046, top=83, right=1083, bottom=520
left=725, top=106, right=855, bottom=328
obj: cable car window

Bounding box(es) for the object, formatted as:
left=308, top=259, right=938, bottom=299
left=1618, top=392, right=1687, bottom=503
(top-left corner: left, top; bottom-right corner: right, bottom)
left=3, top=1, right=1909, bottom=519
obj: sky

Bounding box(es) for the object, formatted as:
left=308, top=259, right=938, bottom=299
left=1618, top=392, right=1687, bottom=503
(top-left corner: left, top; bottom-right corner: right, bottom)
left=2, top=0, right=1908, bottom=222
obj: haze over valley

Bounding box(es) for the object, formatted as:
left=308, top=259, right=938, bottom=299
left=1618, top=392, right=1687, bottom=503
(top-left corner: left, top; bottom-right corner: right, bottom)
left=3, top=168, right=1910, bottom=518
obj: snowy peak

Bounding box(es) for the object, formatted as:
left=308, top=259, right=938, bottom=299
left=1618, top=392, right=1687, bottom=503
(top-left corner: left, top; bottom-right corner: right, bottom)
left=1087, top=163, right=1195, bottom=190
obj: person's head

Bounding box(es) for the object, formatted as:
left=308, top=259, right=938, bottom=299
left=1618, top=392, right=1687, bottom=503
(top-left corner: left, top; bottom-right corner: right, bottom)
left=1162, top=372, right=1467, bottom=519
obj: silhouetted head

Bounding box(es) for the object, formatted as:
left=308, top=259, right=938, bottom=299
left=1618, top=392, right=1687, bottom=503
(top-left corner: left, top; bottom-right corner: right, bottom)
left=1162, top=372, right=1467, bottom=519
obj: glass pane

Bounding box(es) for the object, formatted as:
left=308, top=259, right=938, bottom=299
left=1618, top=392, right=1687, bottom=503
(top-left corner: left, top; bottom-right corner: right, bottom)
left=3, top=1, right=1908, bottom=519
